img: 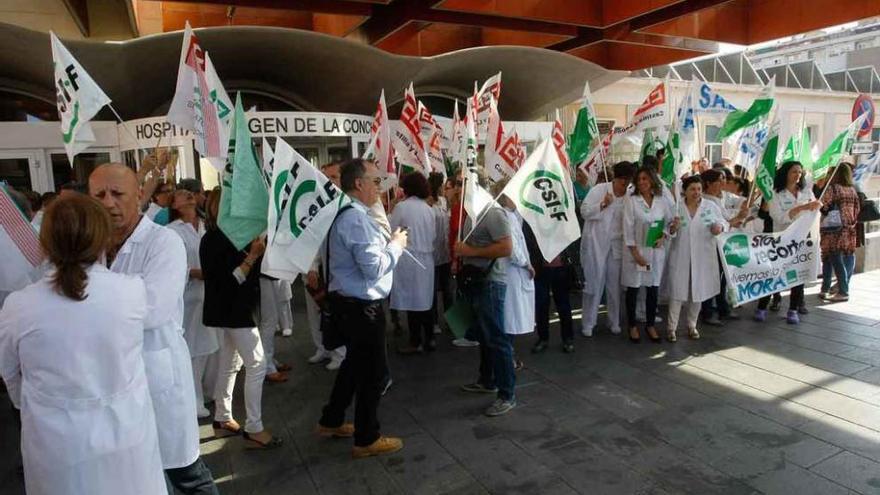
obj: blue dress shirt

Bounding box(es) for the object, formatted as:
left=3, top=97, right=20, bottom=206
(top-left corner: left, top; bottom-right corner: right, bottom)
left=328, top=200, right=402, bottom=301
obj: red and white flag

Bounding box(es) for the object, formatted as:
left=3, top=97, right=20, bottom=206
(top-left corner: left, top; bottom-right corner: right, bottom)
left=476, top=72, right=502, bottom=135
left=614, top=79, right=670, bottom=141
left=0, top=186, right=42, bottom=268
left=578, top=131, right=614, bottom=186
left=485, top=98, right=516, bottom=183
left=552, top=110, right=570, bottom=170
left=363, top=90, right=396, bottom=190
left=418, top=102, right=445, bottom=177
left=391, top=83, right=430, bottom=175
left=167, top=22, right=233, bottom=171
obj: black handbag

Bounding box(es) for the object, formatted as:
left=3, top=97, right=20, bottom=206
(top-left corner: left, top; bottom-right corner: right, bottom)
left=857, top=192, right=880, bottom=223
left=319, top=205, right=353, bottom=351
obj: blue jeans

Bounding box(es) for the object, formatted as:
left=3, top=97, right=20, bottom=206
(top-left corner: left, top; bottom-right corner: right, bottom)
left=822, top=252, right=852, bottom=296
left=464, top=280, right=515, bottom=401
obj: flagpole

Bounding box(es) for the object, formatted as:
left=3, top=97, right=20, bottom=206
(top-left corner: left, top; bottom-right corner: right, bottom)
left=461, top=188, right=507, bottom=244
left=818, top=162, right=842, bottom=201
left=107, top=103, right=140, bottom=147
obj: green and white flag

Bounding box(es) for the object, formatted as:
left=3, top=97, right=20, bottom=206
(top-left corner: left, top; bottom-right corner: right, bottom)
left=218, top=93, right=268, bottom=250
left=640, top=128, right=660, bottom=164
left=50, top=32, right=111, bottom=166
left=263, top=138, right=349, bottom=280
left=502, top=139, right=580, bottom=262
left=812, top=114, right=868, bottom=180
left=718, top=77, right=774, bottom=140
left=567, top=81, right=599, bottom=166
left=755, top=116, right=780, bottom=202
left=781, top=127, right=813, bottom=170
left=661, top=81, right=696, bottom=188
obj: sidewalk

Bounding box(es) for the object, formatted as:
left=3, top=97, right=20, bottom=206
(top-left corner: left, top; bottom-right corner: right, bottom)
left=3, top=272, right=880, bottom=494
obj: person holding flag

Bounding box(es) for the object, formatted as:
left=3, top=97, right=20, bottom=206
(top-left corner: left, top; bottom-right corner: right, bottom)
left=579, top=161, right=636, bottom=338
left=758, top=161, right=821, bottom=324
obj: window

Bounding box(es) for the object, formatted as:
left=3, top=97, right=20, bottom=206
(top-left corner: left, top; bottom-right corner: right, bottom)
left=704, top=124, right=723, bottom=164
left=51, top=152, right=112, bottom=191
left=0, top=157, right=32, bottom=190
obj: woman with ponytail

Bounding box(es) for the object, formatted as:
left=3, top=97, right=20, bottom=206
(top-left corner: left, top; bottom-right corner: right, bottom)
left=0, top=195, right=166, bottom=494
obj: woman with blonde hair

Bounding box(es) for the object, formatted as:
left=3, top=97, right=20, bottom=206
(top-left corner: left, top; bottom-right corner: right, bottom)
left=0, top=195, right=165, bottom=494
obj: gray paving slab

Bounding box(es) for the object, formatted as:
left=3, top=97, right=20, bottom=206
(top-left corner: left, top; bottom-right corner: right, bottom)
left=810, top=451, right=880, bottom=495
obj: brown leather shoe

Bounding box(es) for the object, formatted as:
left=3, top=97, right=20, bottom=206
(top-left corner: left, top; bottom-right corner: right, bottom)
left=352, top=436, right=403, bottom=459
left=317, top=422, right=355, bottom=438
left=265, top=372, right=288, bottom=383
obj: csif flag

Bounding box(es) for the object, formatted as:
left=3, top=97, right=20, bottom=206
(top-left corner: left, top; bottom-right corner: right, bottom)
left=263, top=138, right=349, bottom=279
left=167, top=22, right=233, bottom=171
left=363, top=90, right=397, bottom=191
left=50, top=32, right=111, bottom=166
left=661, top=83, right=697, bottom=188
left=261, top=137, right=274, bottom=187
left=503, top=140, right=580, bottom=262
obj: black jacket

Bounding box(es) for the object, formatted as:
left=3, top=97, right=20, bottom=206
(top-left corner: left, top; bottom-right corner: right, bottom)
left=200, top=229, right=261, bottom=328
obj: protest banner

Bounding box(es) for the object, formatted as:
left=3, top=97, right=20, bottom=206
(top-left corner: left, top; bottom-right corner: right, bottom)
left=717, top=211, right=820, bottom=306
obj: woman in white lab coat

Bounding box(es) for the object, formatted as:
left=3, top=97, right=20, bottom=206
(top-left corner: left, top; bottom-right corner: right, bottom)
left=762, top=161, right=821, bottom=324
left=167, top=189, right=218, bottom=418
left=390, top=172, right=436, bottom=353
left=665, top=176, right=727, bottom=341
left=0, top=195, right=165, bottom=495
left=579, top=162, right=635, bottom=337
left=622, top=166, right=678, bottom=343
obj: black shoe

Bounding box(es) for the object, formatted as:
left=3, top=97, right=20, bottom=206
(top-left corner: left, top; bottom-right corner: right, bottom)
left=797, top=305, right=809, bottom=315
left=531, top=340, right=548, bottom=354
left=562, top=342, right=575, bottom=353
left=769, top=299, right=781, bottom=312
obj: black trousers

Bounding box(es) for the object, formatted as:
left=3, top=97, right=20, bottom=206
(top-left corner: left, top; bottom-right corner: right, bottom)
left=431, top=263, right=454, bottom=327
left=320, top=298, right=386, bottom=447
left=535, top=266, right=574, bottom=343
left=758, top=285, right=803, bottom=311
left=626, top=286, right=658, bottom=329
left=407, top=310, right=434, bottom=347
left=165, top=458, right=219, bottom=495
left=701, top=257, right=731, bottom=318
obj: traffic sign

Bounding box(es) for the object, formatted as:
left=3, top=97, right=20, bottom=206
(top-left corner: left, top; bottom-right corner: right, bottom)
left=852, top=94, right=875, bottom=138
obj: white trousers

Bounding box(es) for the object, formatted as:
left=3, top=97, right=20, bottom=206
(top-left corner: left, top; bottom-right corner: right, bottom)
left=214, top=327, right=266, bottom=433
left=259, top=278, right=281, bottom=374
left=191, top=351, right=219, bottom=407
left=667, top=299, right=700, bottom=333
left=581, top=251, right=622, bottom=334
left=304, top=286, right=346, bottom=359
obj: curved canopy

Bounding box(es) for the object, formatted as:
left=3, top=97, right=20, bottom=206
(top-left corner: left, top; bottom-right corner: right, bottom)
left=0, top=22, right=625, bottom=120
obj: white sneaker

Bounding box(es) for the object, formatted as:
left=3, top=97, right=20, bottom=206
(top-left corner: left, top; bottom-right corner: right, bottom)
left=281, top=328, right=293, bottom=337
left=432, top=325, right=442, bottom=335
left=654, top=316, right=663, bottom=323
left=451, top=338, right=479, bottom=347
left=308, top=350, right=329, bottom=364
left=196, top=406, right=211, bottom=419
left=326, top=355, right=343, bottom=371
left=610, top=327, right=622, bottom=335
left=581, top=327, right=593, bottom=337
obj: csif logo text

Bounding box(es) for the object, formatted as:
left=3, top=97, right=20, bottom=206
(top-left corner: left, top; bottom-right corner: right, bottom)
left=518, top=171, right=571, bottom=222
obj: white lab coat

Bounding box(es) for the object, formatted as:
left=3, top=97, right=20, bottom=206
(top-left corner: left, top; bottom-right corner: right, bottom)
left=502, top=209, right=534, bottom=335
left=167, top=219, right=218, bottom=358
left=0, top=266, right=166, bottom=495
left=110, top=216, right=200, bottom=469
left=579, top=182, right=628, bottom=295
left=622, top=193, right=675, bottom=288
left=770, top=188, right=815, bottom=230
left=390, top=197, right=436, bottom=311
left=666, top=200, right=727, bottom=303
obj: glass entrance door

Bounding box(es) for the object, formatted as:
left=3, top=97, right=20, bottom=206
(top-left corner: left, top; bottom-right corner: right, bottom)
left=0, top=151, right=40, bottom=192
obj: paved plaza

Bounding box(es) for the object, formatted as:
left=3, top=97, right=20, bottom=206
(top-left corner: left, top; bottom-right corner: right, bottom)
left=4, top=272, right=880, bottom=494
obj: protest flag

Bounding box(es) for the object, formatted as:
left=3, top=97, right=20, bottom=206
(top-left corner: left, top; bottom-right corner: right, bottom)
left=363, top=90, right=397, bottom=191
left=476, top=72, right=502, bottom=135
left=812, top=114, right=868, bottom=180
left=567, top=82, right=600, bottom=166
left=853, top=151, right=880, bottom=191
left=755, top=115, right=780, bottom=202
left=615, top=80, right=670, bottom=141
left=718, top=77, right=774, bottom=139
left=392, top=83, right=430, bottom=175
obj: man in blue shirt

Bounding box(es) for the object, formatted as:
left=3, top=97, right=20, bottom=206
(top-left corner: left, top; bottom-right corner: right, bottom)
left=317, top=159, right=409, bottom=459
